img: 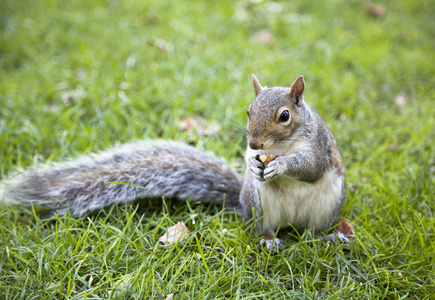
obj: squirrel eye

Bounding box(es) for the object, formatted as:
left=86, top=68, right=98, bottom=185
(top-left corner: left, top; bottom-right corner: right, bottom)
left=278, top=110, right=290, bottom=123
left=247, top=111, right=250, bottom=117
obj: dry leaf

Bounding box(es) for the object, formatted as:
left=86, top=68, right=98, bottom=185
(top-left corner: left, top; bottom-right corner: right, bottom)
left=336, top=219, right=355, bottom=245
left=159, top=221, right=190, bottom=245
left=148, top=38, right=168, bottom=52
left=163, top=292, right=178, bottom=300
left=394, top=93, right=408, bottom=108
left=61, top=90, right=78, bottom=103
left=178, top=116, right=221, bottom=136
left=366, top=2, right=386, bottom=18
left=120, top=82, right=130, bottom=90
left=387, top=143, right=398, bottom=151
left=178, top=117, right=197, bottom=131
left=56, top=82, right=69, bottom=90
left=202, top=122, right=221, bottom=136
left=250, top=29, right=275, bottom=47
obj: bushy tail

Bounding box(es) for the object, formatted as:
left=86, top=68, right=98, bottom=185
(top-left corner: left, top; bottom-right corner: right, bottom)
left=1, top=140, right=243, bottom=217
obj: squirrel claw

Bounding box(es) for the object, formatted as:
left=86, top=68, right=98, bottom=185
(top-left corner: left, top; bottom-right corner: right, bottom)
left=321, top=232, right=354, bottom=244
left=259, top=237, right=284, bottom=252
left=321, top=219, right=355, bottom=244
left=263, top=160, right=280, bottom=181
left=249, top=156, right=265, bottom=181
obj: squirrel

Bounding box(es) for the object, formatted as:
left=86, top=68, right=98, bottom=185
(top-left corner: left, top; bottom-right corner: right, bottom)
left=1, top=75, right=353, bottom=249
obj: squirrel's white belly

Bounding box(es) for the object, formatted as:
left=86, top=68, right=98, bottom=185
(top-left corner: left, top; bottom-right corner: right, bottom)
left=255, top=170, right=343, bottom=234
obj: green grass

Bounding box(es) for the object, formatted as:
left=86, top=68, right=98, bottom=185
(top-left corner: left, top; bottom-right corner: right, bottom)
left=1, top=0, right=434, bottom=298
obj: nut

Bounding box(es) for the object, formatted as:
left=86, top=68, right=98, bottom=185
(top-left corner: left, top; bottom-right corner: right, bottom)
left=259, top=153, right=277, bottom=164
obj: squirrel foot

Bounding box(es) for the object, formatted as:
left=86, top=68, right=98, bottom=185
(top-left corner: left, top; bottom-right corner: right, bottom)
left=259, top=236, right=284, bottom=252
left=321, top=232, right=352, bottom=244
left=321, top=219, right=355, bottom=244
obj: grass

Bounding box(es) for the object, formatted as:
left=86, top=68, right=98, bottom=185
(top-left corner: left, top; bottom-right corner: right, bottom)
left=0, top=0, right=434, bottom=298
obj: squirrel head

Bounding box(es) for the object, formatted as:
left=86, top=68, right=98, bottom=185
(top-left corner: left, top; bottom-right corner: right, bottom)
left=247, top=75, right=305, bottom=150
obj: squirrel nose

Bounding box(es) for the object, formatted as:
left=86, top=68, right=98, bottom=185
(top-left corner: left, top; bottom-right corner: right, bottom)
left=249, top=141, right=263, bottom=150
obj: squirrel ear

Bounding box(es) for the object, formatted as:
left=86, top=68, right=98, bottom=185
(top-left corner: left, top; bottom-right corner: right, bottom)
left=252, top=74, right=263, bottom=96
left=289, top=75, right=305, bottom=105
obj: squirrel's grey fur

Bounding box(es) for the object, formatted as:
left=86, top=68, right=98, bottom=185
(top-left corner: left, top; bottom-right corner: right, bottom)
left=1, top=140, right=242, bottom=216
left=240, top=75, right=345, bottom=242
left=1, top=75, right=347, bottom=245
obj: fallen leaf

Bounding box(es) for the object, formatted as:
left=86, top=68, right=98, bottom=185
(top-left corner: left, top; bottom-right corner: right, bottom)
left=163, top=292, right=178, bottom=300
left=179, top=117, right=197, bottom=131
left=202, top=122, right=221, bottom=136
left=179, top=116, right=221, bottom=136
left=250, top=29, right=275, bottom=47
left=336, top=219, right=355, bottom=245
left=112, top=274, right=134, bottom=298
left=337, top=112, right=346, bottom=123
left=148, top=38, right=167, bottom=52
left=387, top=143, right=399, bottom=151
left=394, top=92, right=408, bottom=108
left=119, top=82, right=130, bottom=90
left=56, top=82, right=69, bottom=90
left=61, top=90, right=78, bottom=103
left=159, top=221, right=190, bottom=245
left=365, top=2, right=386, bottom=18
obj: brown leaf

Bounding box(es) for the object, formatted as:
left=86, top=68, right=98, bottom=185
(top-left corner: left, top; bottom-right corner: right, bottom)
left=178, top=116, right=221, bottom=136
left=56, top=82, right=69, bottom=90
left=366, top=2, right=386, bottom=18
left=148, top=38, right=167, bottom=52
left=61, top=90, right=78, bottom=103
left=119, top=82, right=130, bottom=90
left=159, top=221, right=190, bottom=245
left=178, top=117, right=197, bottom=131
left=163, top=292, right=178, bottom=300
left=394, top=92, right=408, bottom=108
left=250, top=29, right=275, bottom=47
left=336, top=219, right=355, bottom=244
left=387, top=143, right=398, bottom=151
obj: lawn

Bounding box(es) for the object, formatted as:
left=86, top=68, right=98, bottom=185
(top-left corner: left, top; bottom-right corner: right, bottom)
left=1, top=0, right=434, bottom=298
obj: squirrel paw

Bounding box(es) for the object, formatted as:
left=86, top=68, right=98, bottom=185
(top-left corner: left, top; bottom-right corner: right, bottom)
left=321, top=219, right=355, bottom=244
left=263, top=159, right=282, bottom=181
left=248, top=156, right=265, bottom=181
left=259, top=237, right=284, bottom=252
left=321, top=232, right=353, bottom=244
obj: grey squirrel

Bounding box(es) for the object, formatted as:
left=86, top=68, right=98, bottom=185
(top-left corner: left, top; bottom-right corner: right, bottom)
left=1, top=75, right=353, bottom=248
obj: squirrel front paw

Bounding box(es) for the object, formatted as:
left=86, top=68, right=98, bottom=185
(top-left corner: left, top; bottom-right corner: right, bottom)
left=248, top=156, right=265, bottom=181
left=263, top=159, right=283, bottom=181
